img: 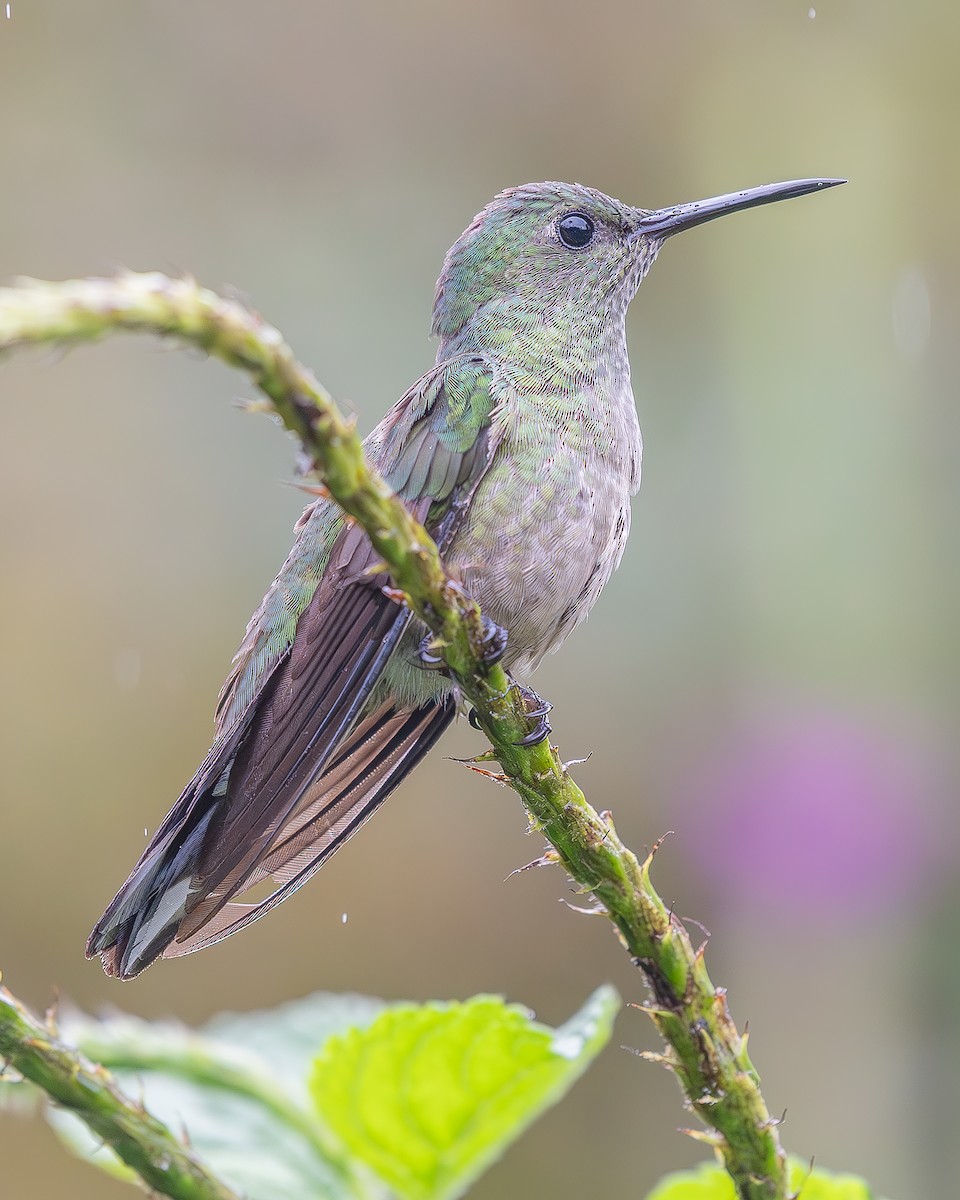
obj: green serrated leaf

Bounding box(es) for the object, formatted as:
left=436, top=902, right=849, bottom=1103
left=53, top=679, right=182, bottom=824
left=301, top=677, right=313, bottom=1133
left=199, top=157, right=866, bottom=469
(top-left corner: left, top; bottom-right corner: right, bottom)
left=785, top=1157, right=882, bottom=1200
left=204, top=991, right=386, bottom=1103
left=644, top=1161, right=734, bottom=1200
left=309, top=984, right=619, bottom=1200
left=644, top=1157, right=883, bottom=1200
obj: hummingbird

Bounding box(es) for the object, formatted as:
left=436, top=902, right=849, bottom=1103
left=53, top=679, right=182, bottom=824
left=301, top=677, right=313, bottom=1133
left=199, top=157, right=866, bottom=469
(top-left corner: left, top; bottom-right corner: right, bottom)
left=87, top=176, right=843, bottom=978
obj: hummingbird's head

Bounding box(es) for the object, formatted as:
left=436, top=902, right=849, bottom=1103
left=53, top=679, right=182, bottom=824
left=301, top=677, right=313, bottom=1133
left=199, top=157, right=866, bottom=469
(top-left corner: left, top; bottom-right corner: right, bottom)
left=431, top=177, right=845, bottom=348
left=431, top=181, right=656, bottom=343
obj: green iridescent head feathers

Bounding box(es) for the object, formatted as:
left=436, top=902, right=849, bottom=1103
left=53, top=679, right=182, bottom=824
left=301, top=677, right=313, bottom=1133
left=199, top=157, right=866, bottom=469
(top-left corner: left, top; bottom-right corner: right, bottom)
left=431, top=182, right=657, bottom=342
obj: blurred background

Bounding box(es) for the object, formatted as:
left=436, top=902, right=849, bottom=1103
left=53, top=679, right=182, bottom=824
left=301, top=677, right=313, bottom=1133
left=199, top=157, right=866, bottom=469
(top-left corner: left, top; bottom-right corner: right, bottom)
left=0, top=2, right=957, bottom=1197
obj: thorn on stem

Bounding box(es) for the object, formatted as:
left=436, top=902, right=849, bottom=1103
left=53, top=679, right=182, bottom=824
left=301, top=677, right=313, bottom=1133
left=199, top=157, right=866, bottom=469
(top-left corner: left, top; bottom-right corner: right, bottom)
left=234, top=396, right=274, bottom=416
left=44, top=989, right=60, bottom=1034
left=787, top=1155, right=816, bottom=1200
left=558, top=897, right=608, bottom=916
left=462, top=764, right=509, bottom=784
left=562, top=751, right=593, bottom=770
left=629, top=1000, right=673, bottom=1019
left=505, top=850, right=559, bottom=879
left=293, top=478, right=333, bottom=498
left=649, top=830, right=675, bottom=857
left=677, top=1127, right=724, bottom=1147
left=446, top=750, right=498, bottom=765
left=621, top=1044, right=677, bottom=1069
left=679, top=914, right=711, bottom=942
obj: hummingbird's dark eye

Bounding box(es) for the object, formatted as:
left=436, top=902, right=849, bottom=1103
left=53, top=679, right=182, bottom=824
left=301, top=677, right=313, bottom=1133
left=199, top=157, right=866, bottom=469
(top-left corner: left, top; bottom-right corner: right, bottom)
left=557, top=212, right=595, bottom=249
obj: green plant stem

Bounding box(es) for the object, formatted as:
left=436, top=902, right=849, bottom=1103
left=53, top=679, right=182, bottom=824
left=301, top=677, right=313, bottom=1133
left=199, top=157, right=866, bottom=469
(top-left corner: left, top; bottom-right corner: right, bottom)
left=0, top=273, right=787, bottom=1200
left=0, top=980, right=241, bottom=1200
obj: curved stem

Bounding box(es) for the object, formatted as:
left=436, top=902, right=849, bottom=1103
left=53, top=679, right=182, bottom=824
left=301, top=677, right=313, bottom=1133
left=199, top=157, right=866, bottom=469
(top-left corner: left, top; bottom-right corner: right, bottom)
left=0, top=273, right=787, bottom=1200
left=0, top=980, right=241, bottom=1200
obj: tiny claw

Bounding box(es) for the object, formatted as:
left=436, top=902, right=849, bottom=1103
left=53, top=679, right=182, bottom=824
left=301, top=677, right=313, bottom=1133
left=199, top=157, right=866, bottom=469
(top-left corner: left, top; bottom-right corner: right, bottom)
left=468, top=707, right=483, bottom=730
left=417, top=632, right=448, bottom=671
left=513, top=684, right=553, bottom=747
left=515, top=721, right=551, bottom=748
left=477, top=616, right=508, bottom=666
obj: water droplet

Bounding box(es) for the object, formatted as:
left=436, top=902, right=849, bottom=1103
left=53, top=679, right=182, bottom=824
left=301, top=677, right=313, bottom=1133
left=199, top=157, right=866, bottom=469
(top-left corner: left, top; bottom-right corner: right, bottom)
left=551, top=1033, right=584, bottom=1060
left=808, top=6, right=816, bottom=16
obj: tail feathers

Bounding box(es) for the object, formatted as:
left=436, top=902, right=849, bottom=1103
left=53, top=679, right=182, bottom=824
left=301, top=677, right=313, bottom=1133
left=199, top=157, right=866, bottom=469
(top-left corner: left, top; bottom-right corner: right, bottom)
left=86, top=808, right=217, bottom=980
left=87, top=698, right=454, bottom=978
left=166, top=698, right=454, bottom=958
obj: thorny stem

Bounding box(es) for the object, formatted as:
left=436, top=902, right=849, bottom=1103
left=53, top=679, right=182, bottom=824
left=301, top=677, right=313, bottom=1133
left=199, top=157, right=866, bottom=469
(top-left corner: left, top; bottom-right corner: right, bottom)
left=0, top=273, right=788, bottom=1200
left=0, top=978, right=241, bottom=1200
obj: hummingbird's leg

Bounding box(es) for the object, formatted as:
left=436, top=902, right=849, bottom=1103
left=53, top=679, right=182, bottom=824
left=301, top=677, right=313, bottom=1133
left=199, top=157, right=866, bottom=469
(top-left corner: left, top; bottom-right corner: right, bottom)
left=417, top=632, right=449, bottom=671
left=424, top=613, right=510, bottom=729
left=466, top=679, right=551, bottom=744
left=476, top=615, right=509, bottom=666
left=513, top=684, right=553, bottom=747
left=418, top=615, right=508, bottom=671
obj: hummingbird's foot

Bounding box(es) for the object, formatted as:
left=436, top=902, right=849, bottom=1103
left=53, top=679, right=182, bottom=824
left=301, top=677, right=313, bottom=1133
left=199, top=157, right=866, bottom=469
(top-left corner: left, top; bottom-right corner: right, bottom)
left=417, top=633, right=449, bottom=672
left=466, top=684, right=551, bottom=745
left=477, top=615, right=509, bottom=667
left=513, top=684, right=553, bottom=747
left=418, top=616, right=506, bottom=673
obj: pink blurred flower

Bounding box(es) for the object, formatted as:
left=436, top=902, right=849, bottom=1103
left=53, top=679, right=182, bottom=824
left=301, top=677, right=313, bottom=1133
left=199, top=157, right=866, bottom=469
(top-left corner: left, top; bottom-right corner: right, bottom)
left=678, top=707, right=947, bottom=918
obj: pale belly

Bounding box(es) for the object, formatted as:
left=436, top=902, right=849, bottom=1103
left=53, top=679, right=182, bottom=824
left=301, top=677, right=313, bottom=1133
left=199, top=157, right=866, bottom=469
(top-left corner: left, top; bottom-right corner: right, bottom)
left=448, top=440, right=635, bottom=676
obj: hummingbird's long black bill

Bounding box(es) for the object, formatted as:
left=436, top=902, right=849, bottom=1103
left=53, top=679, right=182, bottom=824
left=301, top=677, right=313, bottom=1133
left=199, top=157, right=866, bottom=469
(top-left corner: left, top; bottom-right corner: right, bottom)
left=635, top=177, right=845, bottom=239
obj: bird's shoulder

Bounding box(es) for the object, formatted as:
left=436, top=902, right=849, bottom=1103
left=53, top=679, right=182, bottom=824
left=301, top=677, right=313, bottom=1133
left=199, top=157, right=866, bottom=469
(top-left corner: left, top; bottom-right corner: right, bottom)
left=369, top=352, right=508, bottom=498
left=213, top=354, right=507, bottom=735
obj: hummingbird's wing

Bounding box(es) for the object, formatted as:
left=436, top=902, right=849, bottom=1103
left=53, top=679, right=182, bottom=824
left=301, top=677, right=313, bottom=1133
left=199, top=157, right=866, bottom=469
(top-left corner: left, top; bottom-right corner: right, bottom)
left=159, top=698, right=455, bottom=958
left=87, top=355, right=504, bottom=977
